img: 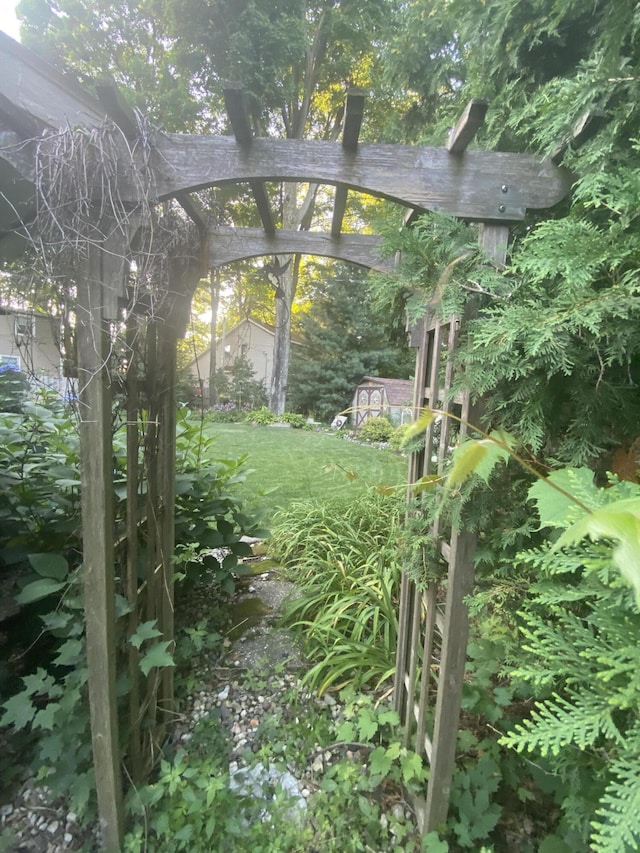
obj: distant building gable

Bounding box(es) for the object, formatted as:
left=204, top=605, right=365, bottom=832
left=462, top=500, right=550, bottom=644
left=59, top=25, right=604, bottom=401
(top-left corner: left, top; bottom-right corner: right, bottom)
left=352, top=375, right=414, bottom=427
left=188, top=317, right=303, bottom=399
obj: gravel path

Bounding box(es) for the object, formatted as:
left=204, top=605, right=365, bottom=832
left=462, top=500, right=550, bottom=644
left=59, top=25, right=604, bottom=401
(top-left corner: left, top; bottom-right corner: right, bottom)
left=0, top=557, right=320, bottom=851
left=0, top=556, right=415, bottom=851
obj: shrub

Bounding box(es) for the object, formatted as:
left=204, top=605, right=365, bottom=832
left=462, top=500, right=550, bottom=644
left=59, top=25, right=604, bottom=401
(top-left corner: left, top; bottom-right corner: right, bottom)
left=249, top=406, right=277, bottom=426
left=358, top=416, right=393, bottom=444
left=279, top=411, right=308, bottom=429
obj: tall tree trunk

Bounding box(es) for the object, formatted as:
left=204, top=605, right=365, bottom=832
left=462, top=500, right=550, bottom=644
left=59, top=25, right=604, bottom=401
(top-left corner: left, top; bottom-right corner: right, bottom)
left=208, top=269, right=220, bottom=406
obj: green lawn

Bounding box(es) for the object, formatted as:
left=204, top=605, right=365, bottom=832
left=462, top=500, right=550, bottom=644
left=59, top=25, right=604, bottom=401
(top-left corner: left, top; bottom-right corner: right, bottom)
left=207, top=423, right=407, bottom=522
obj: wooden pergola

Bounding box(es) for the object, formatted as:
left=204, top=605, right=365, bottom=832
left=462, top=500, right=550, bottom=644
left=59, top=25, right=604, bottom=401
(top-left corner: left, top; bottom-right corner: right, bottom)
left=0, top=30, right=577, bottom=850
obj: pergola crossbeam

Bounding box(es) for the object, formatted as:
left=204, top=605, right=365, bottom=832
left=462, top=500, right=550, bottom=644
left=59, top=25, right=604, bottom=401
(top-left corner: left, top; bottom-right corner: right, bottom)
left=95, top=78, right=139, bottom=140
left=447, top=98, right=489, bottom=154
left=223, top=87, right=276, bottom=235
left=208, top=225, right=392, bottom=272
left=332, top=90, right=365, bottom=237
left=550, top=109, right=608, bottom=164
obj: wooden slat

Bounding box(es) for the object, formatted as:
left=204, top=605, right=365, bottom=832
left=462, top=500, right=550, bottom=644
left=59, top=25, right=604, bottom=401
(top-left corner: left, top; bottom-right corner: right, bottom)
left=424, top=531, right=477, bottom=832
left=342, top=90, right=365, bottom=151
left=152, top=134, right=572, bottom=222
left=174, top=191, right=208, bottom=233
left=332, top=91, right=365, bottom=236
left=125, top=312, right=142, bottom=783
left=77, top=244, right=124, bottom=852
left=447, top=98, right=489, bottom=154
left=208, top=226, right=392, bottom=272
left=223, top=88, right=253, bottom=145
left=223, top=88, right=276, bottom=235
left=551, top=109, right=608, bottom=164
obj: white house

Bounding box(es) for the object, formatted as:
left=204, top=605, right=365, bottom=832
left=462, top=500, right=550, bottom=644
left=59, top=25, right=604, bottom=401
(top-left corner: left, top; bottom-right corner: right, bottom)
left=0, top=305, right=64, bottom=394
left=188, top=317, right=303, bottom=400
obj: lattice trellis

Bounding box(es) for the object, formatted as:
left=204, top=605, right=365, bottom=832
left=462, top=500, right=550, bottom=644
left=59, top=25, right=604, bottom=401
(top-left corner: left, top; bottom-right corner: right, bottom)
left=394, top=225, right=507, bottom=834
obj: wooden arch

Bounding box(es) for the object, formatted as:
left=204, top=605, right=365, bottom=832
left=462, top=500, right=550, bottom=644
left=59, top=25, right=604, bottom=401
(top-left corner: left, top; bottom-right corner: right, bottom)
left=0, top=31, right=579, bottom=850
left=207, top=227, right=393, bottom=273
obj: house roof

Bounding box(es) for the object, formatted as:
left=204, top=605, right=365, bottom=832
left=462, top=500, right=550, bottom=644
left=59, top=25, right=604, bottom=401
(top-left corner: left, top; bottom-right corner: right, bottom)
left=187, top=316, right=303, bottom=366
left=359, top=376, right=414, bottom=406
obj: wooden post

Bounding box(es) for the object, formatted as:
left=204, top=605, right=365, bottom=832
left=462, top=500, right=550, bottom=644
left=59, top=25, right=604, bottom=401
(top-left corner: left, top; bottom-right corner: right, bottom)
left=422, top=223, right=509, bottom=834
left=125, top=311, right=142, bottom=783
left=156, top=318, right=178, bottom=724
left=77, top=243, right=124, bottom=852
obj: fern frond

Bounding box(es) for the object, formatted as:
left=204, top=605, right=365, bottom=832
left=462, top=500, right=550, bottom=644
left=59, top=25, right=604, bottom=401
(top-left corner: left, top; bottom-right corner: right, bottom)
left=500, top=689, right=623, bottom=756
left=591, top=758, right=640, bottom=853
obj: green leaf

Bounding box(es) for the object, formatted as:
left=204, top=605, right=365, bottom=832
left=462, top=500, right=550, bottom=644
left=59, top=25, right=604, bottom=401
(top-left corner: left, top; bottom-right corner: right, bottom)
left=139, top=641, right=175, bottom=677
left=422, top=831, right=449, bottom=852
left=336, top=720, right=356, bottom=742
left=33, top=702, right=60, bottom=731
left=446, top=432, right=514, bottom=488
left=400, top=751, right=425, bottom=784
left=552, top=502, right=640, bottom=603
left=446, top=440, right=488, bottom=488
left=369, top=745, right=393, bottom=777
left=53, top=639, right=83, bottom=666
left=129, top=620, right=163, bottom=649
left=28, top=553, right=69, bottom=581
left=400, top=408, right=436, bottom=447
left=528, top=468, right=600, bottom=529
left=16, top=578, right=66, bottom=604
left=1, top=693, right=36, bottom=730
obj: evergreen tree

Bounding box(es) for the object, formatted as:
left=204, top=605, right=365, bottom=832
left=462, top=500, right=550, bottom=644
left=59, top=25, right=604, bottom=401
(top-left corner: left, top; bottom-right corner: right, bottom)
left=287, top=263, right=412, bottom=422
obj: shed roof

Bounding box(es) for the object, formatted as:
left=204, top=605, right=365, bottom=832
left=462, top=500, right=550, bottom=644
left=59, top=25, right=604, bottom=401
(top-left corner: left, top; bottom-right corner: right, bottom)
left=360, top=376, right=414, bottom=406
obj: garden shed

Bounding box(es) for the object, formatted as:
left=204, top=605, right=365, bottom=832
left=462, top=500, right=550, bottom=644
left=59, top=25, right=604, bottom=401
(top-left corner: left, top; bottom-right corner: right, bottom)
left=352, top=376, right=414, bottom=428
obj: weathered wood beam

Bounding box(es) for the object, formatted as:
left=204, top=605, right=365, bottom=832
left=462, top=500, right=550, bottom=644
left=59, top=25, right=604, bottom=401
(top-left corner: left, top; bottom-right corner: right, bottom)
left=342, top=89, right=365, bottom=152
left=0, top=93, right=42, bottom=138
left=77, top=243, right=124, bottom=853
left=152, top=135, right=571, bottom=222
left=208, top=226, right=393, bottom=272
left=332, top=90, right=365, bottom=237
left=550, top=109, right=608, bottom=164
left=223, top=88, right=276, bottom=235
left=174, top=191, right=208, bottom=233
left=447, top=98, right=489, bottom=154
left=223, top=88, right=253, bottom=145
left=95, top=78, right=138, bottom=140
left=0, top=31, right=106, bottom=130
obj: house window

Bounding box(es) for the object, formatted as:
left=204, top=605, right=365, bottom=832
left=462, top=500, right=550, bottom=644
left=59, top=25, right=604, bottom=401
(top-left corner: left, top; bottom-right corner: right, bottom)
left=14, top=314, right=34, bottom=342
left=0, top=355, right=20, bottom=370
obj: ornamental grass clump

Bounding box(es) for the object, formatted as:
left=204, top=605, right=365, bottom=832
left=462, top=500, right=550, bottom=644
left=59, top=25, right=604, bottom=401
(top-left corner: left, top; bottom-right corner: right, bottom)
left=269, top=492, right=404, bottom=694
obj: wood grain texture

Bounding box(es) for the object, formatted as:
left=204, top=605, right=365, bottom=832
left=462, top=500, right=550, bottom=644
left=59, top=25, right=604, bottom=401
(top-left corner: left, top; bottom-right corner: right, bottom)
left=153, top=133, right=571, bottom=221
left=208, top=226, right=394, bottom=272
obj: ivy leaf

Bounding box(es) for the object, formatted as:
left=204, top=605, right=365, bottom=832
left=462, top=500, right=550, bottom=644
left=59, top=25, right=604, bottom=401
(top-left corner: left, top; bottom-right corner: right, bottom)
left=129, top=620, right=163, bottom=649
left=1, top=693, right=36, bottom=730
left=139, top=641, right=175, bottom=677
left=336, top=720, right=356, bottom=742
left=400, top=408, right=436, bottom=447
left=16, top=578, right=66, bottom=605
left=400, top=751, right=425, bottom=784
left=28, top=553, right=69, bottom=581
left=356, top=709, right=378, bottom=741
